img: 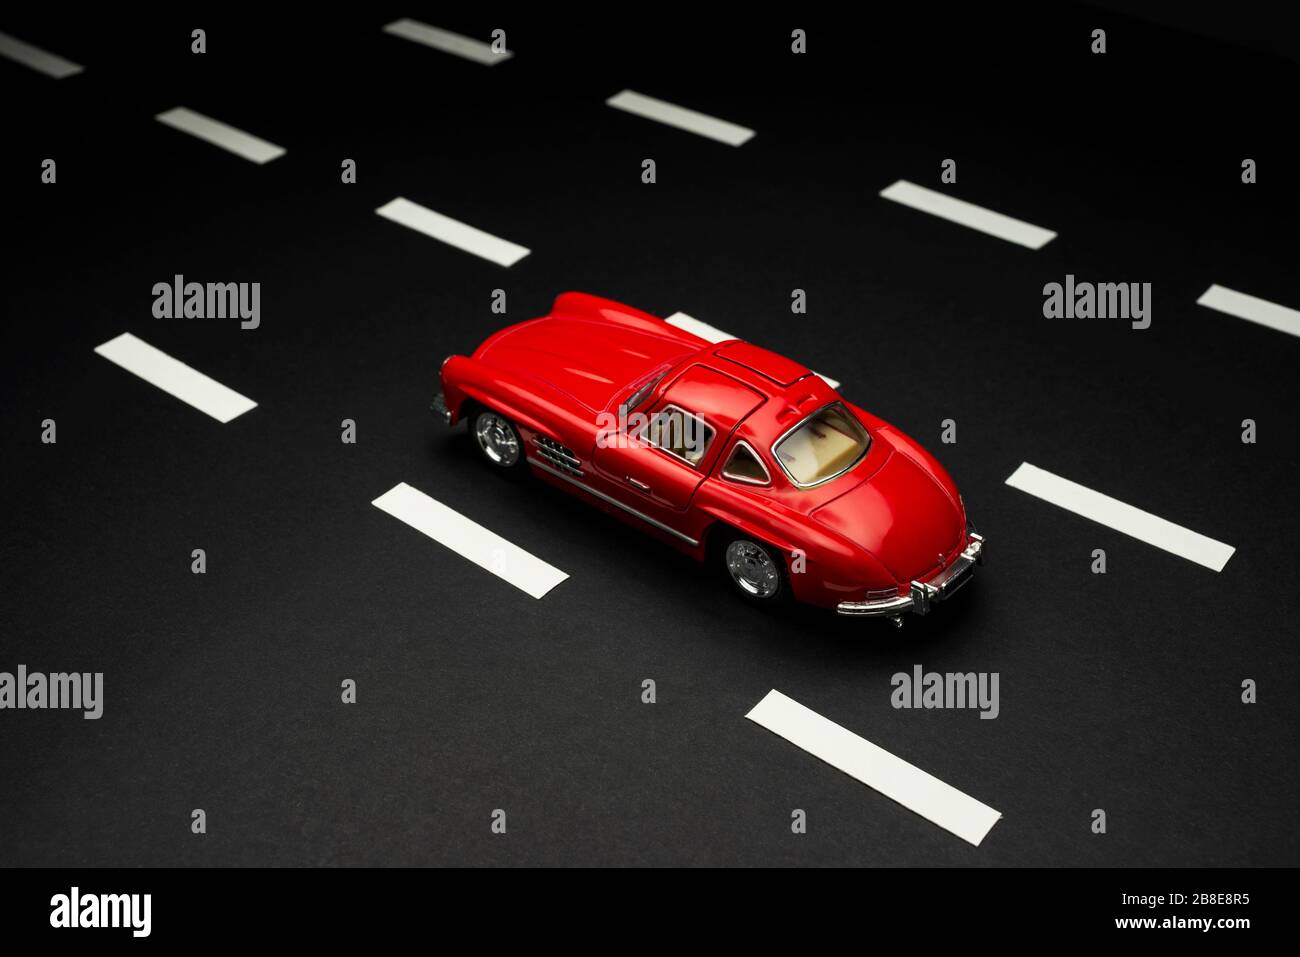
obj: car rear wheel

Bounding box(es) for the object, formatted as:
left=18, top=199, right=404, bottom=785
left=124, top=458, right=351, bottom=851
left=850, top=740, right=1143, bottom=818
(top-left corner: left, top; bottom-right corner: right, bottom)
left=472, top=408, right=524, bottom=471
left=721, top=535, right=787, bottom=603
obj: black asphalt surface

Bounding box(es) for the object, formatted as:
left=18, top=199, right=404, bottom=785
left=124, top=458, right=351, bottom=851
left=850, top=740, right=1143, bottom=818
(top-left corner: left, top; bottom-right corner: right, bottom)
left=2, top=5, right=1297, bottom=867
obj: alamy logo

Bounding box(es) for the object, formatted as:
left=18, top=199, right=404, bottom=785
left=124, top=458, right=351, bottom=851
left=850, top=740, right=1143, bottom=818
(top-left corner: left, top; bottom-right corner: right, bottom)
left=50, top=887, right=150, bottom=937
left=1043, top=274, right=1151, bottom=329
left=891, top=665, right=1000, bottom=719
left=0, top=665, right=103, bottom=719
left=152, top=274, right=260, bottom=329
left=595, top=406, right=709, bottom=457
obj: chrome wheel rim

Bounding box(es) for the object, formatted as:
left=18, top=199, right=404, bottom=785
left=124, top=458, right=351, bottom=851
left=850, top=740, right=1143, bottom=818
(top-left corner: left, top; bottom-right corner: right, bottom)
left=475, top=413, right=520, bottom=467
left=725, top=540, right=780, bottom=598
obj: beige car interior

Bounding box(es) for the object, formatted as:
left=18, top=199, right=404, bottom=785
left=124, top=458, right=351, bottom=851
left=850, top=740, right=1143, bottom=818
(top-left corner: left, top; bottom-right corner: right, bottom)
left=774, top=404, right=868, bottom=486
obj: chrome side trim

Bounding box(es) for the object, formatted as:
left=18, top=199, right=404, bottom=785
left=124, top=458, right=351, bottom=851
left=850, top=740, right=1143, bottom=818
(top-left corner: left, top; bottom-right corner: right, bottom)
left=535, top=435, right=583, bottom=476
left=527, top=457, right=700, bottom=547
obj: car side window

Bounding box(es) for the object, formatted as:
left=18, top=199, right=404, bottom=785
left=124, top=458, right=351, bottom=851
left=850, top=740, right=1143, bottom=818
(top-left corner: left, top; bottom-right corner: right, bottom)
left=721, top=441, right=771, bottom=485
left=643, top=404, right=714, bottom=467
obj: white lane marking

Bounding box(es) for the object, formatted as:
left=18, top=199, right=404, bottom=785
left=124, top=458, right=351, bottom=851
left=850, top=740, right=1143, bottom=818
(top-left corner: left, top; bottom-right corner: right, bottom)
left=382, top=18, right=512, bottom=65
left=155, top=107, right=285, bottom=164
left=94, top=333, right=257, bottom=423
left=664, top=312, right=841, bottom=390
left=1197, top=284, right=1300, bottom=339
left=664, top=311, right=732, bottom=344
left=1005, top=462, right=1235, bottom=571
left=747, top=690, right=1001, bottom=847
left=0, top=30, right=84, bottom=78
left=606, top=89, right=754, bottom=147
left=372, top=483, right=567, bottom=599
left=376, top=197, right=530, bottom=267
left=880, top=179, right=1056, bottom=250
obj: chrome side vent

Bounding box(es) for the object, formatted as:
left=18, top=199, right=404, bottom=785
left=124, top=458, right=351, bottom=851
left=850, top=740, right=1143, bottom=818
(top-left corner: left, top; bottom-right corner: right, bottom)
left=536, top=435, right=583, bottom=476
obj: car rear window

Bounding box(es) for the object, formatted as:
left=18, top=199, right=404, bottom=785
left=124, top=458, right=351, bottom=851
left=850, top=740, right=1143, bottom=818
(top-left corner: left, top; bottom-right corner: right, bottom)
left=773, top=403, right=869, bottom=487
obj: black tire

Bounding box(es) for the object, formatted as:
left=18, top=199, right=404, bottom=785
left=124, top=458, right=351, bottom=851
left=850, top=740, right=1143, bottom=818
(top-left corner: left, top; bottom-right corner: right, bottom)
left=717, top=532, right=789, bottom=604
left=470, top=407, right=526, bottom=472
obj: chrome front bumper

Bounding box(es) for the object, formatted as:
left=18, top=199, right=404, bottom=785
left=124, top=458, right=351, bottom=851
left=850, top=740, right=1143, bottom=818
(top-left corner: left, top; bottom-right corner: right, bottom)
left=431, top=392, right=452, bottom=426
left=837, top=533, right=984, bottom=618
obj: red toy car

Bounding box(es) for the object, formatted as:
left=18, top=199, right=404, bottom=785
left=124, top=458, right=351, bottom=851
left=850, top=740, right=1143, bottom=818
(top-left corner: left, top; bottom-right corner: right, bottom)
left=434, top=292, right=983, bottom=624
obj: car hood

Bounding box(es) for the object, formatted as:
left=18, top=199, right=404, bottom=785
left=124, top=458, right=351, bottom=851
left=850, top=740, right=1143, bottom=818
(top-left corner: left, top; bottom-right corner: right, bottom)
left=811, top=445, right=966, bottom=583
left=476, top=317, right=696, bottom=413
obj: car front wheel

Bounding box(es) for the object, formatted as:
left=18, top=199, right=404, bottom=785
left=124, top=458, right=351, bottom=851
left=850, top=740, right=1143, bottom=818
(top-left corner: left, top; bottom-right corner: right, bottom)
left=472, top=408, right=524, bottom=471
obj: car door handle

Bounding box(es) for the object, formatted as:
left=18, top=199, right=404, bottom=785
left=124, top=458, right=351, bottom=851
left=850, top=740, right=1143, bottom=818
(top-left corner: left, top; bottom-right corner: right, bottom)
left=625, top=476, right=651, bottom=492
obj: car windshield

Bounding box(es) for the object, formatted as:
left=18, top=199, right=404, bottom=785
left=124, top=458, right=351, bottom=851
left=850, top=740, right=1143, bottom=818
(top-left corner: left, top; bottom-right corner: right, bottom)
left=772, top=403, right=869, bottom=487
left=621, top=370, right=667, bottom=416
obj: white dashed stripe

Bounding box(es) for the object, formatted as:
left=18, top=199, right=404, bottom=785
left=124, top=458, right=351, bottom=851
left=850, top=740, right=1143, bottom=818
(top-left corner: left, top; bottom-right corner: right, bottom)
left=372, top=483, right=568, bottom=599
left=94, top=333, right=257, bottom=423
left=880, top=180, right=1056, bottom=249
left=376, top=197, right=530, bottom=267
left=1005, top=462, right=1235, bottom=571
left=606, top=90, right=754, bottom=147
left=747, top=690, right=1002, bottom=847
left=1197, top=284, right=1300, bottom=339
left=0, top=31, right=83, bottom=78
left=155, top=107, right=286, bottom=164
left=382, top=19, right=512, bottom=65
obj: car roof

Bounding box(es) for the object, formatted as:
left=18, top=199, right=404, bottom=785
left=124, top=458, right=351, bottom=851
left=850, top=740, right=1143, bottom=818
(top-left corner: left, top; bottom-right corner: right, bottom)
left=732, top=373, right=842, bottom=449
left=661, top=363, right=765, bottom=436
left=653, top=335, right=847, bottom=444
left=713, top=341, right=811, bottom=387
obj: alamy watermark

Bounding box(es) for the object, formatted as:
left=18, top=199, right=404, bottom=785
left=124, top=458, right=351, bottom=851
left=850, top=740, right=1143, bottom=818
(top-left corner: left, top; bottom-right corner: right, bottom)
left=1043, top=274, right=1150, bottom=329
left=595, top=406, right=709, bottom=455
left=152, top=274, right=260, bottom=329
left=0, top=665, right=103, bottom=719
left=50, top=887, right=150, bottom=937
left=891, top=664, right=999, bottom=719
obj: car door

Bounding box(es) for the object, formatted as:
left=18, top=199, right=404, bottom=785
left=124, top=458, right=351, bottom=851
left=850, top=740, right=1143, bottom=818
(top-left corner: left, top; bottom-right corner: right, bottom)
left=591, top=401, right=715, bottom=515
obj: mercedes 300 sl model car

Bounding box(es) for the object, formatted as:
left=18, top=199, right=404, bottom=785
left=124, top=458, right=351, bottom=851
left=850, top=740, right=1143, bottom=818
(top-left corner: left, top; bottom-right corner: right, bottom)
left=433, top=292, right=983, bottom=625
